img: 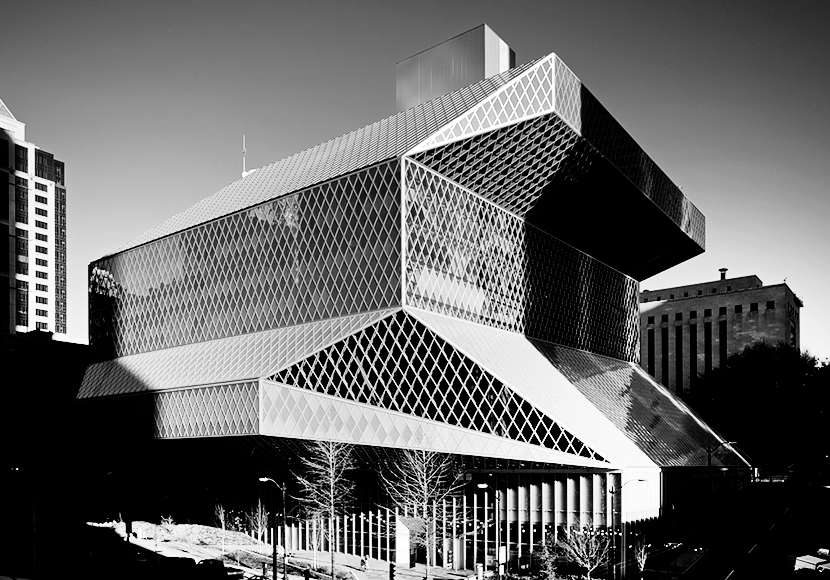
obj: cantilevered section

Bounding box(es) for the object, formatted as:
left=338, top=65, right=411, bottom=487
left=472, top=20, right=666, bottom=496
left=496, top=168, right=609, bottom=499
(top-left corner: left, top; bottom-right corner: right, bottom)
left=112, top=53, right=702, bottom=280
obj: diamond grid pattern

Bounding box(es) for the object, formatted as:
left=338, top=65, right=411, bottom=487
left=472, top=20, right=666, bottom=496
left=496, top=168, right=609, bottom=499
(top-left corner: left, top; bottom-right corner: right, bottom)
left=78, top=309, right=399, bottom=398
left=413, top=113, right=581, bottom=217
left=90, top=162, right=401, bottom=357
left=260, top=381, right=608, bottom=467
left=554, top=55, right=582, bottom=134
left=412, top=55, right=555, bottom=153
left=530, top=341, right=747, bottom=467
left=120, top=60, right=542, bottom=253
left=154, top=381, right=258, bottom=439
left=270, top=310, right=604, bottom=461
left=404, top=160, right=640, bottom=361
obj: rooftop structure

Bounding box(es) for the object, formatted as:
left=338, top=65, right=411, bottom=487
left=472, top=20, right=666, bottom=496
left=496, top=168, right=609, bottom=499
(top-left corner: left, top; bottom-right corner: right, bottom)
left=396, top=24, right=515, bottom=111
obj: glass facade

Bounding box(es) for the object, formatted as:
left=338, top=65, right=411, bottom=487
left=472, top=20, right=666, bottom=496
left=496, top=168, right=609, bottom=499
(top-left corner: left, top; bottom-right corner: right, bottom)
left=404, top=160, right=640, bottom=361
left=90, top=161, right=401, bottom=357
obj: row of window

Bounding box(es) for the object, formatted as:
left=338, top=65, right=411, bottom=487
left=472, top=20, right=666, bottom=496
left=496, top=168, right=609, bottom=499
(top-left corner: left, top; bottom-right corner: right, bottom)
left=646, top=319, right=728, bottom=391
left=650, top=285, right=737, bottom=301
left=35, top=194, right=47, bottom=204
left=14, top=263, right=49, bottom=279
left=35, top=182, right=48, bottom=192
left=647, top=301, right=776, bottom=325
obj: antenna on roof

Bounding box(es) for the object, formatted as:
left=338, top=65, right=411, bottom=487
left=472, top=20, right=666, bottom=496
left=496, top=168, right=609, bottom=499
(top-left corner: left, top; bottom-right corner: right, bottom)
left=241, top=134, right=257, bottom=178
left=242, top=134, right=247, bottom=177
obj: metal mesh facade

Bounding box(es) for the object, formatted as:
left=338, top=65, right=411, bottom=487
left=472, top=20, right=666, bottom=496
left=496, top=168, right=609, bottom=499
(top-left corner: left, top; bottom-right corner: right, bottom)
left=271, top=310, right=604, bottom=460
left=154, top=381, right=259, bottom=439
left=404, top=160, right=640, bottom=362
left=413, top=113, right=581, bottom=218
left=79, top=308, right=398, bottom=398
left=90, top=162, right=401, bottom=357
left=78, top=46, right=734, bottom=473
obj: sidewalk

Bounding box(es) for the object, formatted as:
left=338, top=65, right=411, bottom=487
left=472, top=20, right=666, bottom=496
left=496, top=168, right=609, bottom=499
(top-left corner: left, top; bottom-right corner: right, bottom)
left=289, top=550, right=476, bottom=580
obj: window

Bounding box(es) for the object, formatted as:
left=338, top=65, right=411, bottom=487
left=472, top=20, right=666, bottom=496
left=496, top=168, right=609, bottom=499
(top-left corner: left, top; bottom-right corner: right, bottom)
left=35, top=208, right=47, bottom=217
left=710, top=288, right=717, bottom=294
left=690, top=324, right=697, bottom=387
left=647, top=316, right=654, bottom=325
left=719, top=306, right=727, bottom=316
left=36, top=284, right=48, bottom=292
left=35, top=245, right=47, bottom=254
left=697, top=290, right=703, bottom=295
left=719, top=320, right=727, bottom=366
left=675, top=325, right=683, bottom=391
left=15, top=144, right=29, bottom=172
left=684, top=292, right=689, bottom=297
left=675, top=312, right=683, bottom=321
left=36, top=296, right=48, bottom=304
left=35, top=258, right=47, bottom=266
left=750, top=302, right=758, bottom=312
left=661, top=326, right=669, bottom=386
left=16, top=262, right=28, bottom=275
left=36, top=322, right=48, bottom=330
left=704, top=321, right=713, bottom=373
left=36, top=309, right=48, bottom=317
left=15, top=228, right=28, bottom=238
left=727, top=285, right=732, bottom=292
left=36, top=220, right=47, bottom=229
left=704, top=308, right=712, bottom=317
left=734, top=304, right=742, bottom=314
left=35, top=194, right=47, bottom=204
left=689, top=310, right=697, bottom=319
left=661, top=314, right=669, bottom=323
left=35, top=182, right=48, bottom=192
left=670, top=294, right=675, bottom=299
left=647, top=328, right=655, bottom=377
left=766, top=300, right=775, bottom=310
left=656, top=295, right=662, bottom=300
left=36, top=271, right=47, bottom=279
left=35, top=233, right=47, bottom=242
left=17, top=280, right=28, bottom=290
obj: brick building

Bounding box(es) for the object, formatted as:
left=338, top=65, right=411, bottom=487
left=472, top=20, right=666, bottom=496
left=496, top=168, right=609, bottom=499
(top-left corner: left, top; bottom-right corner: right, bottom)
left=640, top=269, right=802, bottom=394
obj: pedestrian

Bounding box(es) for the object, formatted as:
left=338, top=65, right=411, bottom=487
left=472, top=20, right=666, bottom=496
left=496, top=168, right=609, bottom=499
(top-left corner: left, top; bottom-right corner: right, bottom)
left=361, top=554, right=369, bottom=572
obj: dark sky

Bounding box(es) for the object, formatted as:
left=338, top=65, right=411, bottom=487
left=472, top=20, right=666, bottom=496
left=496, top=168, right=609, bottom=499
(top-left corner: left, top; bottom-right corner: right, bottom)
left=2, top=0, right=828, bottom=358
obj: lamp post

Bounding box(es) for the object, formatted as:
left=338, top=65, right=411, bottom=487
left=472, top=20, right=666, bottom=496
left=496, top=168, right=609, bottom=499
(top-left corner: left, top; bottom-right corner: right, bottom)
left=477, top=483, right=502, bottom=580
left=608, top=479, right=645, bottom=580
left=706, top=441, right=736, bottom=506
left=260, top=477, right=287, bottom=580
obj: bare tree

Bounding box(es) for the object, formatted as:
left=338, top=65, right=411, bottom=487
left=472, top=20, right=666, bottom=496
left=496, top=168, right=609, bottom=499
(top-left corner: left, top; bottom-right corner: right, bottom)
left=248, top=499, right=270, bottom=544
left=380, top=449, right=463, bottom=580
left=634, top=537, right=650, bottom=577
left=543, top=523, right=611, bottom=580
left=214, top=502, right=227, bottom=554
left=294, top=439, right=355, bottom=580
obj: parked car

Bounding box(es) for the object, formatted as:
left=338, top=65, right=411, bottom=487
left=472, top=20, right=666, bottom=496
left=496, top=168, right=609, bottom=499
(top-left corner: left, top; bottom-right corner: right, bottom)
left=196, top=558, right=229, bottom=579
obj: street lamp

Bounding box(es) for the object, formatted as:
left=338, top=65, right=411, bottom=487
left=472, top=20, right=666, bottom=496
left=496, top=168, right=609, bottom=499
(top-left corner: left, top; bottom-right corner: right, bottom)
left=477, top=483, right=503, bottom=580
left=608, top=479, right=645, bottom=580
left=706, top=441, right=736, bottom=505
left=260, top=477, right=287, bottom=580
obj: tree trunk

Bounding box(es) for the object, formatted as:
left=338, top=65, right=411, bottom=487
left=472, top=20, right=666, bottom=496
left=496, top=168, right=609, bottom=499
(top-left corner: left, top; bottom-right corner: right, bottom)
left=330, top=515, right=335, bottom=580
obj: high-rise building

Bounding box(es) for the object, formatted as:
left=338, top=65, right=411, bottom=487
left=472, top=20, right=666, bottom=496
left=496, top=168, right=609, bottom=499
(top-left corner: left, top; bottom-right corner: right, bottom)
left=79, top=29, right=747, bottom=575
left=640, top=269, right=803, bottom=394
left=0, top=97, right=67, bottom=335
